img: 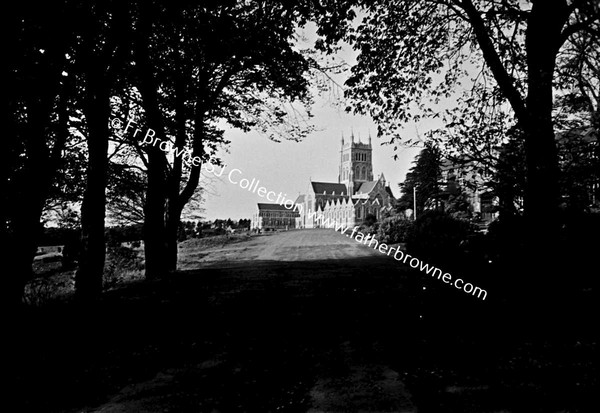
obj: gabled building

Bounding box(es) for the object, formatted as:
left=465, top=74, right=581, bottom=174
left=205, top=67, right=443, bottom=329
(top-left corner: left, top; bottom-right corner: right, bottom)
left=295, top=132, right=396, bottom=228
left=252, top=203, right=300, bottom=231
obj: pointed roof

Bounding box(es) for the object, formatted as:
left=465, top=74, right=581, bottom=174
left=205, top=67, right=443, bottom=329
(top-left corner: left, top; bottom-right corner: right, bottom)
left=311, top=181, right=348, bottom=196
left=355, top=181, right=378, bottom=194
left=257, top=203, right=299, bottom=212
left=385, top=185, right=396, bottom=199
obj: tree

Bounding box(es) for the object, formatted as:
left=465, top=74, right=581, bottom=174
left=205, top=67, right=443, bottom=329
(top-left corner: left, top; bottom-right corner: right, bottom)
left=3, top=1, right=76, bottom=306
left=344, top=0, right=600, bottom=251
left=129, top=0, right=337, bottom=277
left=238, top=219, right=251, bottom=230
left=398, top=144, right=443, bottom=215
left=444, top=187, right=474, bottom=220
left=74, top=0, right=131, bottom=300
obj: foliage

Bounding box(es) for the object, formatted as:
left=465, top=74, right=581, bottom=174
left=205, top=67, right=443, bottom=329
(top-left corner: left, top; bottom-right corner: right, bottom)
left=238, top=219, right=251, bottom=230
left=555, top=20, right=600, bottom=133
left=488, top=129, right=527, bottom=217
left=39, top=227, right=78, bottom=246
left=106, top=224, right=144, bottom=244
left=345, top=1, right=517, bottom=157
left=491, top=126, right=599, bottom=216
left=363, top=213, right=377, bottom=227
left=398, top=144, right=443, bottom=214
left=485, top=214, right=527, bottom=261
left=178, top=221, right=198, bottom=241
left=558, top=129, right=600, bottom=213
left=345, top=0, right=599, bottom=153
left=103, top=244, right=144, bottom=290
left=106, top=162, right=147, bottom=225
left=357, top=213, right=379, bottom=235
left=343, top=0, right=600, bottom=232
left=443, top=188, right=474, bottom=221
left=406, top=210, right=475, bottom=267
left=376, top=215, right=414, bottom=244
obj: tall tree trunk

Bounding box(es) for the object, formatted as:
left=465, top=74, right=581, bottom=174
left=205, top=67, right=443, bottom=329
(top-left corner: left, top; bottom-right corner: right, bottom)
left=522, top=0, right=568, bottom=242
left=163, top=104, right=205, bottom=271
left=76, top=65, right=109, bottom=300
left=517, top=0, right=571, bottom=320
left=463, top=0, right=568, bottom=237
left=163, top=71, right=194, bottom=272
left=4, top=187, right=47, bottom=306
left=3, top=80, right=67, bottom=307
left=164, top=200, right=183, bottom=271
left=143, top=151, right=169, bottom=279
left=135, top=2, right=170, bottom=279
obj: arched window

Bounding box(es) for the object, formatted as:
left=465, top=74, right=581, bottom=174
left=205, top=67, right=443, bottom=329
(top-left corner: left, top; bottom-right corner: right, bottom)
left=361, top=166, right=366, bottom=180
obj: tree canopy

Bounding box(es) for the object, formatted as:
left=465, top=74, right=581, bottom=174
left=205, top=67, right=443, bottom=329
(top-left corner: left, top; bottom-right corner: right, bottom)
left=344, top=1, right=599, bottom=226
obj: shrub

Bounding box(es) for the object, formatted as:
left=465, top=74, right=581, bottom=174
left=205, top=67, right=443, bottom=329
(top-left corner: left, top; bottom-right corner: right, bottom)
left=103, top=244, right=144, bottom=289
left=406, top=210, right=475, bottom=267
left=377, top=215, right=414, bottom=244
left=358, top=213, right=379, bottom=235
left=485, top=214, right=527, bottom=261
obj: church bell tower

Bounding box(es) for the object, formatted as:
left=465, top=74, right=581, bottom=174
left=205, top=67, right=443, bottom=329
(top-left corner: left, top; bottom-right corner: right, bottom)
left=338, top=131, right=373, bottom=196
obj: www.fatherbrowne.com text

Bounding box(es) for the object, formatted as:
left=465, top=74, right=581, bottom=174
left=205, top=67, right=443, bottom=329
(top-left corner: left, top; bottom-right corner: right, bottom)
left=307, top=210, right=487, bottom=301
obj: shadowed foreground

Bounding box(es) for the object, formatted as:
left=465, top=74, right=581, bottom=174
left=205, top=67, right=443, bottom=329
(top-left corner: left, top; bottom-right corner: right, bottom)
left=10, top=230, right=598, bottom=412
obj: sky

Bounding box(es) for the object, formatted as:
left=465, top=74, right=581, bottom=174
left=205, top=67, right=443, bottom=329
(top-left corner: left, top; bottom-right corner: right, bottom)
left=199, top=25, right=423, bottom=221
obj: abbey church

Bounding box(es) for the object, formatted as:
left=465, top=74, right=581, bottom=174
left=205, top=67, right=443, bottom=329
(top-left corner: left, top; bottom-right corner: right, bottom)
left=294, top=132, right=396, bottom=229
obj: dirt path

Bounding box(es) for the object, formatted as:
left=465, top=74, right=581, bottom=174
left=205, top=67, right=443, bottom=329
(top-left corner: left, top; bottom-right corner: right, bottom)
left=84, top=230, right=416, bottom=413
left=178, top=229, right=381, bottom=267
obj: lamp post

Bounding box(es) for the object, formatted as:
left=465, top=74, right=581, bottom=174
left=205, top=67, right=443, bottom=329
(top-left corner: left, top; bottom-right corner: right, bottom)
left=413, top=186, right=417, bottom=221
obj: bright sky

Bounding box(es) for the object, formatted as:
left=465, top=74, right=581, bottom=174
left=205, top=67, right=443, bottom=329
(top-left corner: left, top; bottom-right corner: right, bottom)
left=200, top=24, right=423, bottom=221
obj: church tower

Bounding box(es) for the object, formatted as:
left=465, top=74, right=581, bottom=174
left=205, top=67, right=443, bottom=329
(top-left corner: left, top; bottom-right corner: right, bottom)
left=338, top=131, right=373, bottom=195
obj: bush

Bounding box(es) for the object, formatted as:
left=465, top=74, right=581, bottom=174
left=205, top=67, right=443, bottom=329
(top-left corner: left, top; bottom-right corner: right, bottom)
left=377, top=215, right=414, bottom=244
left=358, top=213, right=379, bottom=235
left=406, top=210, right=475, bottom=267
left=485, top=214, right=527, bottom=262
left=40, top=227, right=79, bottom=246
left=103, top=245, right=144, bottom=289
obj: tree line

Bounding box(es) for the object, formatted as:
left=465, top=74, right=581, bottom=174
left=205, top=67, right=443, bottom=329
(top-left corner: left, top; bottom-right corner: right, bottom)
left=4, top=0, right=357, bottom=306
left=5, top=0, right=599, bottom=306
